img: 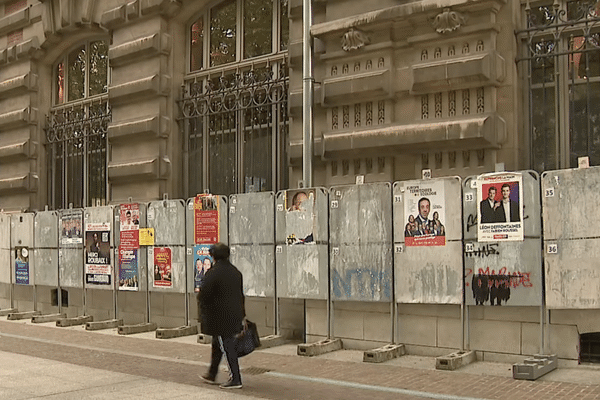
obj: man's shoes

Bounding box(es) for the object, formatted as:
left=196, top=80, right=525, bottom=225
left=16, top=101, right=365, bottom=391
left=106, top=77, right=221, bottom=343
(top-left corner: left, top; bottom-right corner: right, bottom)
left=220, top=379, right=243, bottom=389
left=200, top=374, right=218, bottom=385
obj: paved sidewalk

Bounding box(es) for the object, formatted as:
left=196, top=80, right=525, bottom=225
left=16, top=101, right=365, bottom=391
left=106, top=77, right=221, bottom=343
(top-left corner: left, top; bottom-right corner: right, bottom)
left=0, top=317, right=599, bottom=399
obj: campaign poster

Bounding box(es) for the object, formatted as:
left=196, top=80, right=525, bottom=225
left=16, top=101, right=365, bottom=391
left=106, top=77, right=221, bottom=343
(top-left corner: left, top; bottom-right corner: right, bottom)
left=118, top=248, right=138, bottom=291
left=60, top=214, right=83, bottom=245
left=85, top=223, right=111, bottom=285
left=477, top=173, right=524, bottom=242
left=285, top=189, right=315, bottom=245
left=193, top=244, right=212, bottom=292
left=152, top=247, right=172, bottom=288
left=15, top=246, right=29, bottom=285
left=194, top=194, right=219, bottom=244
left=403, top=180, right=446, bottom=246
left=119, top=203, right=139, bottom=250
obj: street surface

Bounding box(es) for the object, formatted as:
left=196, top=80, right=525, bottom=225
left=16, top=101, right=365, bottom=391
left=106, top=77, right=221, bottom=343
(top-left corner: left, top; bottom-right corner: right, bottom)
left=0, top=317, right=599, bottom=399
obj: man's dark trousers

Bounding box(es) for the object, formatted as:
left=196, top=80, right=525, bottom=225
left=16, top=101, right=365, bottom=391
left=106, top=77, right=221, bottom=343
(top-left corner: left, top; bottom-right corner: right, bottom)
left=208, top=335, right=241, bottom=383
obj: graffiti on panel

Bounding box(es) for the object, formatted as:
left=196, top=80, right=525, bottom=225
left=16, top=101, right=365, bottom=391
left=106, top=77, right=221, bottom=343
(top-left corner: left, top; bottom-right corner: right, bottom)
left=464, top=243, right=499, bottom=258
left=332, top=268, right=391, bottom=300
left=465, top=266, right=533, bottom=306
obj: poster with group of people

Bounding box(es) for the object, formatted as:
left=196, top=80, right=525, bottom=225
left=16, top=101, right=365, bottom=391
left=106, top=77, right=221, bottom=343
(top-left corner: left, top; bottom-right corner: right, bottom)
left=193, top=194, right=219, bottom=291
left=60, top=214, right=82, bottom=245
left=403, top=181, right=446, bottom=246
left=119, top=204, right=140, bottom=291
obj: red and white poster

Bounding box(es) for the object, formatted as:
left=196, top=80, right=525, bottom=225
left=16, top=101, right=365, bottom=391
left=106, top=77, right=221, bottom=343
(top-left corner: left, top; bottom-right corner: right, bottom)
left=403, top=180, right=446, bottom=246
left=194, top=194, right=219, bottom=244
left=151, top=247, right=172, bottom=288
left=119, top=203, right=140, bottom=250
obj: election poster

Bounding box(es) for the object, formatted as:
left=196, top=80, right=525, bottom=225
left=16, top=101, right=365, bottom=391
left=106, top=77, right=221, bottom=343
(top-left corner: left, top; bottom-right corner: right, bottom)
left=194, top=194, right=219, bottom=244
left=151, top=247, right=172, bottom=288
left=15, top=246, right=29, bottom=285
left=119, top=203, right=140, bottom=249
left=60, top=213, right=83, bottom=245
left=193, top=244, right=212, bottom=292
left=118, top=248, right=138, bottom=291
left=85, top=223, right=112, bottom=285
left=285, top=189, right=315, bottom=245
left=403, top=180, right=446, bottom=246
left=477, top=172, right=524, bottom=242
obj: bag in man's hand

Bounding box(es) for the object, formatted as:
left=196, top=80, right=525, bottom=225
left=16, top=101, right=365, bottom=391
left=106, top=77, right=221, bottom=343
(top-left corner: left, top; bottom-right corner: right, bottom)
left=235, top=319, right=261, bottom=357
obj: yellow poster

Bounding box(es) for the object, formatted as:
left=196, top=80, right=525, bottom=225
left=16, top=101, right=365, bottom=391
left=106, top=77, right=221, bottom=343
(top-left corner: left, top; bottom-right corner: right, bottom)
left=139, top=228, right=155, bottom=246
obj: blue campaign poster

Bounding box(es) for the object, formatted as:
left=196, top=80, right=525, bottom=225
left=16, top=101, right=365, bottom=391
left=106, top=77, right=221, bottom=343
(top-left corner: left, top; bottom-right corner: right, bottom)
left=118, top=248, right=139, bottom=291
left=15, top=246, right=29, bottom=285
left=193, top=244, right=212, bottom=292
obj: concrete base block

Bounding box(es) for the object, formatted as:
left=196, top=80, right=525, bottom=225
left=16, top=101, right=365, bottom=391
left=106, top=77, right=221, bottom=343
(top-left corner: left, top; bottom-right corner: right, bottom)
left=297, top=338, right=342, bottom=357
left=513, top=354, right=558, bottom=380
left=156, top=325, right=198, bottom=339
left=363, top=343, right=406, bottom=363
left=118, top=322, right=157, bottom=335
left=86, top=319, right=123, bottom=331
left=57, top=315, right=93, bottom=327
left=0, top=308, right=17, bottom=316
left=197, top=333, right=212, bottom=344
left=436, top=350, right=476, bottom=370
left=7, top=311, right=41, bottom=320
left=259, top=334, right=284, bottom=349
left=32, top=313, right=66, bottom=323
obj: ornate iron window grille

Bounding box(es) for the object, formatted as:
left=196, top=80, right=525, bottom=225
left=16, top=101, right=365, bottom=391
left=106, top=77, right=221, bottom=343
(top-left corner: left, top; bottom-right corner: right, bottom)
left=178, top=57, right=289, bottom=196
left=45, top=96, right=110, bottom=209
left=517, top=0, right=600, bottom=171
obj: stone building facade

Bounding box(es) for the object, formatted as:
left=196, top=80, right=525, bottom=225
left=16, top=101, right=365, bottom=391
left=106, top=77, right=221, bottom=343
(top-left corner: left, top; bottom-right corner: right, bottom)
left=1, top=0, right=599, bottom=364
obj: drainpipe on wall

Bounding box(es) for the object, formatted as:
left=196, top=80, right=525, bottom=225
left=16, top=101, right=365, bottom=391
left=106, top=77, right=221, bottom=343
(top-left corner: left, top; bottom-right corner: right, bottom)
left=302, top=0, right=314, bottom=188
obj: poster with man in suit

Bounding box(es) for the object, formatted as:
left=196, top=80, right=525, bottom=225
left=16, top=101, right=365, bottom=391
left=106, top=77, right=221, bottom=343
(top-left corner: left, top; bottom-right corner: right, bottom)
left=477, top=173, right=523, bottom=242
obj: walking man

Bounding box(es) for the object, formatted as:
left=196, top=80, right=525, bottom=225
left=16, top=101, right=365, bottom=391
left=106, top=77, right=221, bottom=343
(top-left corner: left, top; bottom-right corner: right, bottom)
left=199, top=243, right=245, bottom=389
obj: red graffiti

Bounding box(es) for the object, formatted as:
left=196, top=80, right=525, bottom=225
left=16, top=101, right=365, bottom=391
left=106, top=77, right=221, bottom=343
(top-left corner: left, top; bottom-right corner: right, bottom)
left=473, top=267, right=533, bottom=288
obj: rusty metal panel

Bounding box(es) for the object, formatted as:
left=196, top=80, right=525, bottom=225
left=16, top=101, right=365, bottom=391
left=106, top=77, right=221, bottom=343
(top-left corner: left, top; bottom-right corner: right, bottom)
left=275, top=188, right=328, bottom=299
left=393, top=177, right=462, bottom=304
left=463, top=171, right=542, bottom=306
left=147, top=200, right=186, bottom=294
left=545, top=238, right=600, bottom=308
left=83, top=206, right=114, bottom=290
left=231, top=244, right=274, bottom=297
left=59, top=248, right=83, bottom=288
left=464, top=239, right=542, bottom=306
left=33, top=211, right=59, bottom=287
left=58, top=209, right=84, bottom=289
left=148, top=200, right=186, bottom=246
left=229, top=192, right=275, bottom=297
left=542, top=167, right=600, bottom=308
left=329, top=183, right=393, bottom=302
left=229, top=192, right=275, bottom=245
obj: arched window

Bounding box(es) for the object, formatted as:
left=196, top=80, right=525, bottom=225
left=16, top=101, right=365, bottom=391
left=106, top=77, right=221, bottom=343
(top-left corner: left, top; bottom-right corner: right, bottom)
left=181, top=0, right=289, bottom=197
left=46, top=40, right=111, bottom=209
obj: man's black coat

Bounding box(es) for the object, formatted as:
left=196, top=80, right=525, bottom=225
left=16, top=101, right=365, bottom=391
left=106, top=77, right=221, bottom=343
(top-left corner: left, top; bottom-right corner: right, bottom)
left=199, top=259, right=245, bottom=337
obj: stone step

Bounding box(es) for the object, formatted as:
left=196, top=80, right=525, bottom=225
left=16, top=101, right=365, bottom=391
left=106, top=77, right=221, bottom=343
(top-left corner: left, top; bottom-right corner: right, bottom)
left=156, top=325, right=198, bottom=339
left=86, top=319, right=123, bottom=331
left=118, top=322, right=157, bottom=335
left=297, top=338, right=342, bottom=357
left=363, top=343, right=405, bottom=363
